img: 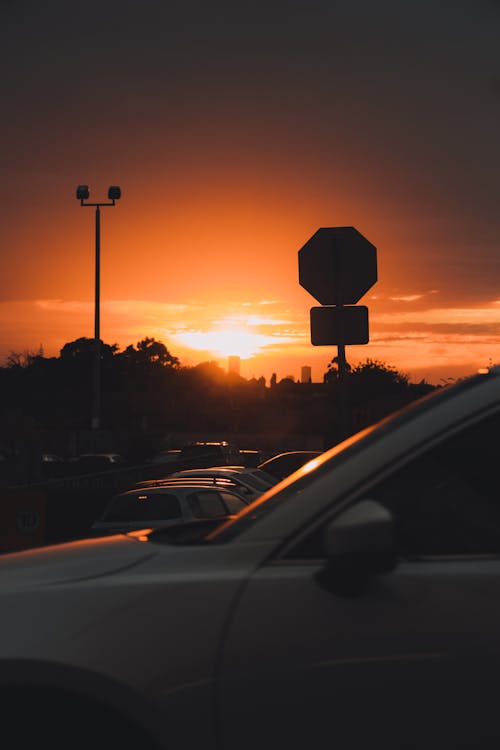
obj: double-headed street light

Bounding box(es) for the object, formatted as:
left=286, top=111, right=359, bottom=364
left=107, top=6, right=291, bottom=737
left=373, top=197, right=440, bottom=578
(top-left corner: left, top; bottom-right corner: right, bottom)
left=76, top=185, right=121, bottom=430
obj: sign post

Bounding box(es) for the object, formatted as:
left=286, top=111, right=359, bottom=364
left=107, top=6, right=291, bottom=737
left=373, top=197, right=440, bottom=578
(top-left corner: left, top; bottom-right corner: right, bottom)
left=298, top=226, right=378, bottom=440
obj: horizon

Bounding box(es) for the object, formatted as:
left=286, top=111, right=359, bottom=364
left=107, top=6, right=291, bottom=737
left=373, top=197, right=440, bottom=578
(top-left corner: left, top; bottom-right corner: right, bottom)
left=0, top=325, right=487, bottom=387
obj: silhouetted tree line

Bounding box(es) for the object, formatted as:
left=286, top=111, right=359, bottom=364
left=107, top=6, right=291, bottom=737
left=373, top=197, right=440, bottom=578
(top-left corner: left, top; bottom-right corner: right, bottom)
left=0, top=337, right=437, bottom=450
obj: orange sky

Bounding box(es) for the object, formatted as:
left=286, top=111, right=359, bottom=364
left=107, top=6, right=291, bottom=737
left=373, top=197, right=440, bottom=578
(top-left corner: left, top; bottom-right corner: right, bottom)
left=1, top=1, right=500, bottom=385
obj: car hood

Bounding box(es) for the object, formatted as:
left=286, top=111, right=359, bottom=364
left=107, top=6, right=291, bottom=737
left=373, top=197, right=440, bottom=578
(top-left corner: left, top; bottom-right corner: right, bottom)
left=0, top=533, right=158, bottom=588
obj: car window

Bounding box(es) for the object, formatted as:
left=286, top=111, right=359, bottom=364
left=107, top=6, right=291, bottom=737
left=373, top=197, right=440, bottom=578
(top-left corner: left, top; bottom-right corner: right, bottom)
left=289, top=408, right=500, bottom=560
left=219, top=492, right=248, bottom=514
left=250, top=469, right=278, bottom=487
left=103, top=492, right=183, bottom=522
left=189, top=490, right=230, bottom=519
left=233, top=473, right=266, bottom=491
left=372, top=410, right=500, bottom=557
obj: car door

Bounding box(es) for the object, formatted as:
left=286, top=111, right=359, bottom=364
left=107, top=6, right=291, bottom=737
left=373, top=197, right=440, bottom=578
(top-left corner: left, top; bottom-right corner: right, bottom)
left=217, top=408, right=500, bottom=750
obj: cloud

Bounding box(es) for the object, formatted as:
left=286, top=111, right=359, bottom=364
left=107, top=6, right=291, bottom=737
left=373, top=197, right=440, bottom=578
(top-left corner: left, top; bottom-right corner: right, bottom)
left=372, top=330, right=500, bottom=345
left=35, top=299, right=92, bottom=312
left=373, top=306, right=500, bottom=326
left=35, top=299, right=193, bottom=315
left=389, top=294, right=424, bottom=302
left=379, top=289, right=439, bottom=304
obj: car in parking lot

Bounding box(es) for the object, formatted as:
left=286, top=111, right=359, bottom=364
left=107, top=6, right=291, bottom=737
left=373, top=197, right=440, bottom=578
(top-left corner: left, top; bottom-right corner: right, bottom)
left=69, top=453, right=128, bottom=471
left=237, top=449, right=263, bottom=467
left=165, top=466, right=275, bottom=500
left=133, top=474, right=254, bottom=499
left=147, top=448, right=181, bottom=465
left=177, top=440, right=241, bottom=467
left=91, top=480, right=250, bottom=534
left=41, top=453, right=64, bottom=463
left=257, top=450, right=322, bottom=480
left=3, top=368, right=500, bottom=747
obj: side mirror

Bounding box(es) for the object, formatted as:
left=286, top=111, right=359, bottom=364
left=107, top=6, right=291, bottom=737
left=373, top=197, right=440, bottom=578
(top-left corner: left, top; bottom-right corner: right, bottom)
left=316, top=499, right=396, bottom=597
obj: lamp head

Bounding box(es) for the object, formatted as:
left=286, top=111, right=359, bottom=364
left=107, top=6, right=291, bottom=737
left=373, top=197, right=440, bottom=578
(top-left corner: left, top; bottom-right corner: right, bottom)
left=108, top=186, right=121, bottom=200
left=76, top=185, right=90, bottom=200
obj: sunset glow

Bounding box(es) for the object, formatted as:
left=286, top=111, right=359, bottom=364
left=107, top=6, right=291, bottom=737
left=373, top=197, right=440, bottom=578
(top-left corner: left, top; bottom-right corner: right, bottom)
left=171, top=314, right=298, bottom=360
left=173, top=328, right=278, bottom=360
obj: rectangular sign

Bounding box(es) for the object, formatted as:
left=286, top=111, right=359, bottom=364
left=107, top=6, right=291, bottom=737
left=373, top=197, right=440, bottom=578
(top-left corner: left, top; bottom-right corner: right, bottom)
left=0, top=489, right=46, bottom=554
left=310, top=305, right=369, bottom=346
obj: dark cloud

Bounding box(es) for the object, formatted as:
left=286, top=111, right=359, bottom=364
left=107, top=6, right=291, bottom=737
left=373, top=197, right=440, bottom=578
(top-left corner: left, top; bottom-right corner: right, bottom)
left=374, top=321, right=500, bottom=338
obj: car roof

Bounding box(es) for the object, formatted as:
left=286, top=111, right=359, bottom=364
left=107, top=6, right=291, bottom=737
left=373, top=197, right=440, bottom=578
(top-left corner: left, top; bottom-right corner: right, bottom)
left=169, top=467, right=271, bottom=491
left=119, top=483, right=233, bottom=494
left=172, top=467, right=249, bottom=476
left=136, top=475, right=243, bottom=485
left=132, top=476, right=249, bottom=495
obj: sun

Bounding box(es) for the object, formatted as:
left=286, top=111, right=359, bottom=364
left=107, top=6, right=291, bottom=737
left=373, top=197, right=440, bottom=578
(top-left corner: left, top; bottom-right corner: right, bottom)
left=172, top=327, right=277, bottom=359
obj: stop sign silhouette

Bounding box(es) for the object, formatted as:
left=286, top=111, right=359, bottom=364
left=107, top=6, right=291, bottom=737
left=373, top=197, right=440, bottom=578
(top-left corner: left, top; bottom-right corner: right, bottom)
left=298, top=227, right=377, bottom=305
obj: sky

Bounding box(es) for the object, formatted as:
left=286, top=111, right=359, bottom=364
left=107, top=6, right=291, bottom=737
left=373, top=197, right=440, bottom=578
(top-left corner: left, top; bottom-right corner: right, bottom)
left=1, top=0, right=500, bottom=384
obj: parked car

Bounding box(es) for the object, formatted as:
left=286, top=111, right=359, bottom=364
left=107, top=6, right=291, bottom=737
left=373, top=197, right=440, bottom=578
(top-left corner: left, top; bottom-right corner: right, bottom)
left=40, top=452, right=66, bottom=478
left=165, top=467, right=272, bottom=500
left=69, top=453, right=128, bottom=470
left=3, top=368, right=500, bottom=747
left=41, top=453, right=64, bottom=463
left=177, top=440, right=241, bottom=467
left=133, top=475, right=253, bottom=502
left=147, top=449, right=181, bottom=464
left=91, top=480, right=249, bottom=534
left=237, top=449, right=264, bottom=467
left=140, top=466, right=276, bottom=495
left=257, top=450, right=322, bottom=480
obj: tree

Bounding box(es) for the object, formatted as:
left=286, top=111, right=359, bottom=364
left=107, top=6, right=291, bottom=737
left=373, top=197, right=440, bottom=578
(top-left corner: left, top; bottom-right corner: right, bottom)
left=348, top=358, right=409, bottom=393
left=5, top=345, right=44, bottom=369
left=323, top=356, right=351, bottom=384
left=188, top=361, right=226, bottom=384
left=119, top=337, right=179, bottom=369
left=60, top=337, right=118, bottom=364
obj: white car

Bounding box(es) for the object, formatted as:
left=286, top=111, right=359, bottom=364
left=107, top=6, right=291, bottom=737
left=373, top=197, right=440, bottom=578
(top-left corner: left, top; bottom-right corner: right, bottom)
left=69, top=453, right=128, bottom=470
left=165, top=466, right=275, bottom=500
left=133, top=474, right=257, bottom=501
left=91, top=482, right=250, bottom=534
left=2, top=368, right=500, bottom=749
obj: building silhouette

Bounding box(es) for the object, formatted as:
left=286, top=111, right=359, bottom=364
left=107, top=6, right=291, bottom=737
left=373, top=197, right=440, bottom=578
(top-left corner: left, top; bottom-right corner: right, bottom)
left=301, top=365, right=312, bottom=383
left=228, top=355, right=241, bottom=376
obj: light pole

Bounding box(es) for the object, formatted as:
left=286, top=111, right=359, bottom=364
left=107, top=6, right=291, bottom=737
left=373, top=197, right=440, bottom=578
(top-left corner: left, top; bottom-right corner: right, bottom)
left=76, top=184, right=121, bottom=431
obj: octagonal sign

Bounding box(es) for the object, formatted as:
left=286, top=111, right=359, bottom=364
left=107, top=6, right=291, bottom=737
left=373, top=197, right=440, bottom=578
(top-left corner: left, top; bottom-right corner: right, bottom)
left=298, top=226, right=377, bottom=305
